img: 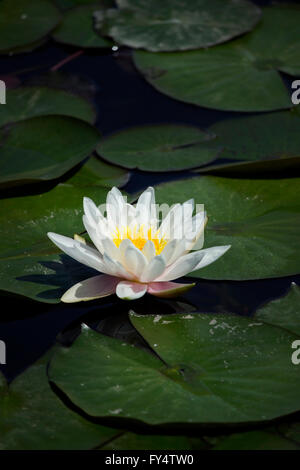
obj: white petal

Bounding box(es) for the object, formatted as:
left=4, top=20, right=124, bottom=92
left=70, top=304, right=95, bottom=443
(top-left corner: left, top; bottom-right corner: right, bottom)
left=82, top=214, right=104, bottom=254
left=140, top=255, right=166, bottom=282
left=116, top=280, right=147, bottom=300
left=163, top=238, right=186, bottom=266
left=136, top=186, right=157, bottom=232
left=156, top=250, right=206, bottom=282
left=61, top=274, right=119, bottom=303
left=83, top=197, right=106, bottom=227
left=106, top=187, right=124, bottom=231
left=185, top=211, right=207, bottom=251
left=102, top=252, right=133, bottom=280
left=161, top=239, right=178, bottom=265
left=47, top=232, right=106, bottom=273
left=142, top=240, right=156, bottom=261
left=111, top=187, right=127, bottom=227
left=125, top=202, right=136, bottom=227
left=190, top=245, right=231, bottom=272
left=159, top=203, right=181, bottom=240
left=101, top=237, right=122, bottom=263
left=123, top=243, right=148, bottom=278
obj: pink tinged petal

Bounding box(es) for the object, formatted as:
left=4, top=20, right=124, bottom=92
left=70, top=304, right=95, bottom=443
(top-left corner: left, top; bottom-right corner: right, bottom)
left=142, top=239, right=156, bottom=261
left=156, top=250, right=206, bottom=282
left=140, top=255, right=166, bottom=282
left=190, top=245, right=231, bottom=272
left=147, top=281, right=195, bottom=298
left=116, top=280, right=147, bottom=300
left=61, top=274, right=119, bottom=303
left=47, top=232, right=107, bottom=273
left=123, top=244, right=148, bottom=278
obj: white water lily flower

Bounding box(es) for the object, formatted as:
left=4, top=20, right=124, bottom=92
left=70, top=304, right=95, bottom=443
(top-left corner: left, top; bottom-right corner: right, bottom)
left=47, top=186, right=230, bottom=301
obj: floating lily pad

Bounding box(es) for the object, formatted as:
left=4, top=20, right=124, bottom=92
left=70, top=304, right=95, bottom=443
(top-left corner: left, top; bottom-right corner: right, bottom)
left=212, top=429, right=300, bottom=450
left=0, top=181, right=111, bottom=303
left=195, top=108, right=300, bottom=174
left=49, top=306, right=300, bottom=425
left=134, top=5, right=300, bottom=111
left=94, top=0, right=261, bottom=52
left=69, top=155, right=130, bottom=188
left=97, top=125, right=220, bottom=171
left=0, top=352, right=117, bottom=450
left=0, top=0, right=61, bottom=53
left=255, top=283, right=300, bottom=336
left=1, top=38, right=47, bottom=56
left=54, top=0, right=113, bottom=11
left=0, top=87, right=96, bottom=127
left=154, top=176, right=300, bottom=280
left=196, top=156, right=300, bottom=176
left=0, top=115, right=100, bottom=188
left=53, top=4, right=112, bottom=48
left=102, top=432, right=202, bottom=450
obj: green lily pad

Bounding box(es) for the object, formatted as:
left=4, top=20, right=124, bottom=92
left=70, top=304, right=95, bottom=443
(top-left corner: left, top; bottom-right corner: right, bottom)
left=255, top=283, right=300, bottom=336
left=69, top=154, right=130, bottom=188
left=49, top=306, right=300, bottom=425
left=0, top=115, right=100, bottom=188
left=94, top=0, right=261, bottom=52
left=278, top=422, right=300, bottom=446
left=134, top=5, right=300, bottom=111
left=102, top=432, right=203, bottom=450
left=97, top=124, right=220, bottom=171
left=0, top=352, right=117, bottom=450
left=0, top=178, right=115, bottom=302
left=0, top=86, right=96, bottom=128
left=0, top=0, right=61, bottom=53
left=212, top=429, right=300, bottom=450
left=153, top=176, right=300, bottom=280
left=53, top=4, right=112, bottom=48
left=196, top=156, right=300, bottom=177
left=1, top=38, right=47, bottom=56
left=195, top=108, right=300, bottom=174
left=54, top=0, right=113, bottom=11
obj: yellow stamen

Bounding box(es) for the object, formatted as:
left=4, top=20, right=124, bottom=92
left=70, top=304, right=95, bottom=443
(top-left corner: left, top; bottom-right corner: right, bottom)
left=112, top=225, right=168, bottom=255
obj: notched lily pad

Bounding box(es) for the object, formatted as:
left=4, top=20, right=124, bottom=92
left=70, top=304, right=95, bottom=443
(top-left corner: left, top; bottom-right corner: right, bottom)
left=97, top=124, right=220, bottom=171
left=94, top=0, right=261, bottom=52
left=255, top=282, right=300, bottom=336
left=49, top=305, right=300, bottom=425
left=195, top=108, right=300, bottom=174
left=134, top=5, right=300, bottom=111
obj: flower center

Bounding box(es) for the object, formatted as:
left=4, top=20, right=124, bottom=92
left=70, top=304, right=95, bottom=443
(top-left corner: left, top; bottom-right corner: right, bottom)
left=112, top=225, right=168, bottom=255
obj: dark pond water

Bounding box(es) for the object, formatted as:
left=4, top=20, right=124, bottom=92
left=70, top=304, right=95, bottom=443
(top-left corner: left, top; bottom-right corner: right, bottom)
left=0, top=0, right=299, bottom=382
